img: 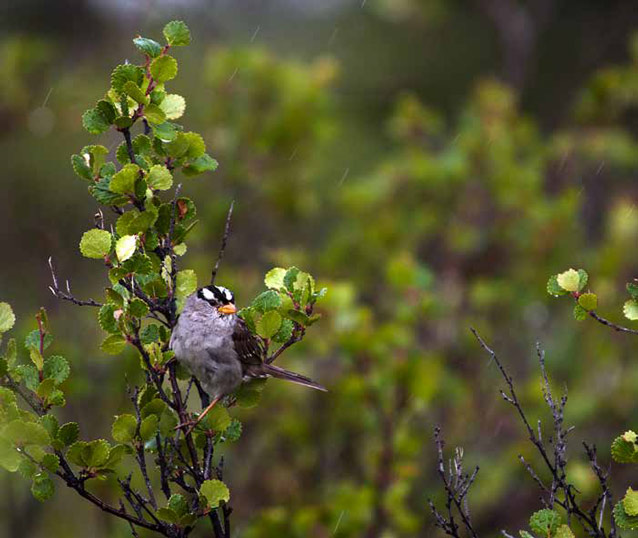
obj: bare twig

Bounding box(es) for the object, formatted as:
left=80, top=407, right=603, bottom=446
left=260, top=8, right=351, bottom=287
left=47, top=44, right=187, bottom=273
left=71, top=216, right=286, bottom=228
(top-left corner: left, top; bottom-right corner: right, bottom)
left=210, top=201, right=234, bottom=286
left=48, top=257, right=102, bottom=307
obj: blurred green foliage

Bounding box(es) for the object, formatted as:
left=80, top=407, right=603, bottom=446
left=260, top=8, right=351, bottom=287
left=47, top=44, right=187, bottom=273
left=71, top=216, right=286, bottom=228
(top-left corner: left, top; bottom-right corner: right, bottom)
left=3, top=3, right=638, bottom=537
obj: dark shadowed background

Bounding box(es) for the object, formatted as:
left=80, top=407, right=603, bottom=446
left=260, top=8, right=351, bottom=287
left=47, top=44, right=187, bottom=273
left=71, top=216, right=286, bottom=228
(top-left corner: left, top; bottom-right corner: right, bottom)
left=3, top=0, right=638, bottom=536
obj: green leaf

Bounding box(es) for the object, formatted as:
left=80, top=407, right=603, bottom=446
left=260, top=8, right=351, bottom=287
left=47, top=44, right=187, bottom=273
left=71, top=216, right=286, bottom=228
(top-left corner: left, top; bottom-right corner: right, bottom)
left=139, top=415, right=159, bottom=442
left=79, top=229, right=112, bottom=259
left=168, top=494, right=188, bottom=517
left=153, top=121, right=177, bottom=142
left=615, top=501, right=638, bottom=530
left=111, top=64, right=144, bottom=95
left=264, top=268, right=287, bottom=290
left=272, top=319, right=294, bottom=343
left=200, top=479, right=230, bottom=508
left=110, top=163, right=140, bottom=194
left=133, top=36, right=162, bottom=57
left=159, top=94, right=185, bottom=120
left=40, top=415, right=58, bottom=439
left=112, top=414, right=137, bottom=443
left=57, top=423, right=79, bottom=446
left=163, top=21, right=191, bottom=46
left=624, top=488, right=638, bottom=516
left=116, top=235, right=137, bottom=262
left=182, top=132, right=206, bottom=160
left=578, top=269, right=588, bottom=291
left=36, top=379, right=56, bottom=400
left=252, top=290, right=283, bottom=313
left=5, top=337, right=17, bottom=366
left=573, top=304, right=588, bottom=321
left=556, top=269, right=580, bottom=292
left=147, top=165, right=173, bottom=190
left=41, top=453, right=59, bottom=473
left=100, top=334, right=127, bottom=355
left=95, top=101, right=117, bottom=124
left=234, top=379, right=267, bottom=409
left=2, top=420, right=50, bottom=446
left=182, top=154, right=218, bottom=176
left=529, top=509, right=561, bottom=536
left=257, top=311, right=282, bottom=339
left=14, top=364, right=39, bottom=391
left=201, top=405, right=231, bottom=432
left=71, top=154, right=93, bottom=181
left=144, top=104, right=166, bottom=125
left=129, top=299, right=149, bottom=318
left=0, top=303, right=15, bottom=333
left=98, top=304, right=119, bottom=334
left=31, top=472, right=54, bottom=502
left=140, top=324, right=160, bottom=345
left=578, top=292, right=598, bottom=311
left=43, top=356, right=70, bottom=385
left=624, top=299, right=638, bottom=321
left=123, top=81, right=149, bottom=105
left=0, top=439, right=21, bottom=471
left=87, top=439, right=111, bottom=468
left=224, top=419, right=242, bottom=442
left=546, top=275, right=567, bottom=297
left=627, top=282, right=638, bottom=299
left=89, top=179, right=129, bottom=206
left=25, top=330, right=52, bottom=352
left=82, top=107, right=110, bottom=134
left=156, top=507, right=179, bottom=524
left=611, top=434, right=638, bottom=463
left=175, top=270, right=198, bottom=301
left=150, top=55, right=178, bottom=83
left=284, top=267, right=300, bottom=291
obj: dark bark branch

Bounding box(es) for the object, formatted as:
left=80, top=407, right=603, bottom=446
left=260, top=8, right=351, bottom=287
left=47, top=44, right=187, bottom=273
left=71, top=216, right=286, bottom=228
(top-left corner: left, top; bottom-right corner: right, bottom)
left=210, top=201, right=234, bottom=286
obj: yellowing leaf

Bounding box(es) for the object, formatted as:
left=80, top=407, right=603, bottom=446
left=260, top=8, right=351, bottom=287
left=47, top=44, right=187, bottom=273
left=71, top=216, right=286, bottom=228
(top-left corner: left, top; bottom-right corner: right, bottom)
left=0, top=303, right=15, bottom=333
left=116, top=235, right=137, bottom=262
left=556, top=269, right=580, bottom=292
left=624, top=299, right=638, bottom=321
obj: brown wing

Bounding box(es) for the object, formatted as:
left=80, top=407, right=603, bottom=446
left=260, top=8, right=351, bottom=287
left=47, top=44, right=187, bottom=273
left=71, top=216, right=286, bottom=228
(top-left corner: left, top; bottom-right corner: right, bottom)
left=232, top=317, right=266, bottom=374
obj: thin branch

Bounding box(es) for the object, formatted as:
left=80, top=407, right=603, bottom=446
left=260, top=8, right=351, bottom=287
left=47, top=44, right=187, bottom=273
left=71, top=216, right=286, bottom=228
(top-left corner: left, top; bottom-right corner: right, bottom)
left=48, top=257, right=102, bottom=307
left=588, top=310, right=638, bottom=335
left=210, top=201, right=234, bottom=286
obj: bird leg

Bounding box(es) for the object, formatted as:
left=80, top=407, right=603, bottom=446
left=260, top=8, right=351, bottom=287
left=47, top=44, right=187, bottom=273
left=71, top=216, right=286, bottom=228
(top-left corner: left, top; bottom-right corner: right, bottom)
left=176, top=397, right=221, bottom=437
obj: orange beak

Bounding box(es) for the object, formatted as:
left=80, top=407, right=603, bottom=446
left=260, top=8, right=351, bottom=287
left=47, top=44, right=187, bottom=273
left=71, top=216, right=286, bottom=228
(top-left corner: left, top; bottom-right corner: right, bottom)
left=217, top=304, right=237, bottom=315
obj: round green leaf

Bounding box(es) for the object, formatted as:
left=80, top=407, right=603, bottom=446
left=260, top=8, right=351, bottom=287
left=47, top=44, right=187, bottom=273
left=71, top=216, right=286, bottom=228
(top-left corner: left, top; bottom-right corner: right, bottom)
left=200, top=479, right=230, bottom=508
left=112, top=414, right=137, bottom=443
left=0, top=303, right=15, bottom=333
left=624, top=488, right=638, bottom=516
left=144, top=104, right=166, bottom=125
left=150, top=55, right=178, bottom=83
left=257, top=311, right=282, bottom=339
left=147, top=165, right=173, bottom=190
left=31, top=472, right=55, bottom=502
left=100, top=334, right=127, bottom=355
left=264, top=267, right=287, bottom=290
left=110, top=163, right=140, bottom=194
left=578, top=292, right=598, bottom=311
left=163, top=21, right=191, bottom=46
left=79, top=229, right=112, bottom=259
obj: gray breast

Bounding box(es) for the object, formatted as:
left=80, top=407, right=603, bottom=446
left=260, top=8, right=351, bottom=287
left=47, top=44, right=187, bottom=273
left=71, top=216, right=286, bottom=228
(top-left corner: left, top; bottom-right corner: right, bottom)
left=170, top=299, right=243, bottom=399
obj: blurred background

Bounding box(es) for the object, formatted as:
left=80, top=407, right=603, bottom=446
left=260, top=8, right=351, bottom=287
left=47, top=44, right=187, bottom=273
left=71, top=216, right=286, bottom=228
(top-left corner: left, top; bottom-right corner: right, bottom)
left=3, top=0, right=638, bottom=536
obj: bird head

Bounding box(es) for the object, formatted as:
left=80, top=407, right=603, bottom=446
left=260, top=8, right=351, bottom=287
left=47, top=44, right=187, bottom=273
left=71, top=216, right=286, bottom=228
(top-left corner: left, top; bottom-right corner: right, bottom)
left=197, top=285, right=237, bottom=315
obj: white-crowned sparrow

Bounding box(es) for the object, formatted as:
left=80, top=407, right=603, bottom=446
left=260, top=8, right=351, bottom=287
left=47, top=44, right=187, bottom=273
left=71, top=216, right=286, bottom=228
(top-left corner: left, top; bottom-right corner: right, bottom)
left=170, top=285, right=326, bottom=430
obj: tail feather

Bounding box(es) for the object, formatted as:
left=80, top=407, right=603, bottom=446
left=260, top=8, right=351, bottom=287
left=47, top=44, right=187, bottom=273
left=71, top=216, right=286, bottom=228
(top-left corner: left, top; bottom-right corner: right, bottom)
left=261, top=364, right=327, bottom=392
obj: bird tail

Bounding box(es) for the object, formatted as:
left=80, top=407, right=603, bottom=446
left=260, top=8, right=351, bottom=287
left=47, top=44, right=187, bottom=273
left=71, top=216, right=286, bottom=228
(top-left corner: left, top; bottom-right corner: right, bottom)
left=261, top=363, right=327, bottom=392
